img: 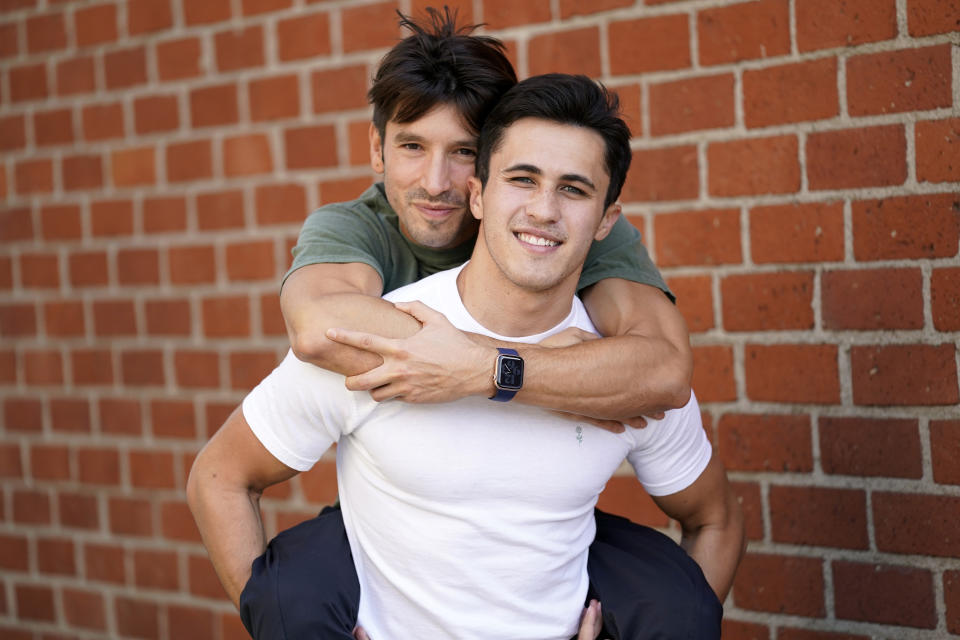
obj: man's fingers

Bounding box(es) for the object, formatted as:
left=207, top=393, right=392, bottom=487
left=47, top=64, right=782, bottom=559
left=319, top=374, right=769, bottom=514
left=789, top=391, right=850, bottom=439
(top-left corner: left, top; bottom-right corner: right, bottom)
left=393, top=300, right=443, bottom=325
left=548, top=411, right=625, bottom=434
left=326, top=328, right=397, bottom=356
left=622, top=416, right=649, bottom=429
left=577, top=599, right=603, bottom=640
left=353, top=626, right=370, bottom=640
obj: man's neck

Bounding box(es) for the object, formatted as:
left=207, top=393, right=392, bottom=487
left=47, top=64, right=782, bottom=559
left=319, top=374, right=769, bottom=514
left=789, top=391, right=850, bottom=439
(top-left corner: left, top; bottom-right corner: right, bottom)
left=456, top=248, right=580, bottom=337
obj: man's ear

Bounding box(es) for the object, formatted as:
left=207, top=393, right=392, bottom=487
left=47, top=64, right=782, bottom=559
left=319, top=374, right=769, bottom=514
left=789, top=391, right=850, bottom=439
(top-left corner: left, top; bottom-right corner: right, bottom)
left=468, top=176, right=484, bottom=221
left=368, top=122, right=384, bottom=174
left=594, top=202, right=621, bottom=242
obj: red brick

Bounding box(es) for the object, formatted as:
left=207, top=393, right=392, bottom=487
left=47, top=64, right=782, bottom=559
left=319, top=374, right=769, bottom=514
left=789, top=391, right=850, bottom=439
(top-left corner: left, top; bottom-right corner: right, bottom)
left=167, top=604, right=216, bottom=640
left=650, top=74, right=734, bottom=136
left=128, top=0, right=172, bottom=34
left=665, top=275, right=713, bottom=333
left=242, top=0, right=291, bottom=15
left=0, top=260, right=8, bottom=290
left=74, top=4, right=117, bottom=47
left=224, top=133, right=273, bottom=176
left=229, top=351, right=280, bottom=390
left=847, top=46, right=952, bottom=116
left=104, top=46, right=147, bottom=89
left=215, top=25, right=264, bottom=71
left=722, top=620, right=769, bottom=640
left=718, top=413, right=812, bottom=472
left=807, top=125, right=906, bottom=190
left=622, top=145, right=698, bottom=202
left=528, top=27, right=601, bottom=77
left=594, top=474, right=669, bottom=527
left=202, top=296, right=251, bottom=338
left=316, top=68, right=372, bottom=118
left=111, top=146, right=155, bottom=187
left=750, top=201, right=844, bottom=264
left=779, top=629, right=868, bottom=640
left=85, top=543, right=126, bottom=584
left=823, top=268, right=923, bottom=330
left=874, top=492, right=960, bottom=557
left=93, top=300, right=136, bottom=336
left=190, top=83, right=239, bottom=128
left=697, top=0, right=790, bottom=65
left=14, top=488, right=51, bottom=524
left=132, top=549, right=179, bottom=592
left=0, top=22, right=18, bottom=57
left=15, top=158, right=54, bottom=194
left=559, top=0, right=629, bottom=17
left=161, top=500, right=203, bottom=542
left=34, top=108, right=74, bottom=146
left=34, top=442, right=74, bottom=479
left=78, top=448, right=120, bottom=485
left=169, top=246, right=216, bottom=284
left=130, top=450, right=175, bottom=489
left=145, top=298, right=191, bottom=336
left=0, top=304, right=37, bottom=337
left=820, top=417, right=922, bottom=478
left=931, top=420, right=960, bottom=485
left=99, top=397, right=141, bottom=435
left=62, top=588, right=106, bottom=630
left=70, top=349, right=113, bottom=386
left=68, top=251, right=109, bottom=287
left=722, top=272, right=814, bottom=331
left=117, top=248, right=160, bottom=285
left=0, top=443, right=23, bottom=478
left=174, top=350, right=221, bottom=388
left=24, top=350, right=63, bottom=384
left=133, top=94, right=179, bottom=134
left=733, top=553, right=824, bottom=616
left=770, top=486, right=868, bottom=549
left=745, top=344, right=839, bottom=404
left=908, top=0, right=960, bottom=36
left=255, top=183, right=307, bottom=225
left=59, top=491, right=99, bottom=529
left=26, top=12, right=66, bottom=52
left=653, top=208, right=740, bottom=267
left=249, top=74, right=300, bottom=122
left=277, top=12, right=331, bottom=61
left=9, top=63, right=48, bottom=102
left=261, top=292, right=287, bottom=336
left=851, top=344, right=958, bottom=406
left=0, top=533, right=29, bottom=570
left=166, top=140, right=212, bottom=183
left=284, top=125, right=337, bottom=170
left=121, top=349, right=166, bottom=386
left=189, top=554, right=229, bottom=599
left=609, top=14, right=690, bottom=75
left=833, top=561, right=935, bottom=628
left=4, top=398, right=42, bottom=433
left=37, top=537, right=76, bottom=575
left=183, top=0, right=231, bottom=24
left=852, top=193, right=959, bottom=261
left=691, top=345, right=736, bottom=402
left=196, top=189, right=245, bottom=230
left=19, top=252, right=60, bottom=289
left=796, top=0, right=897, bottom=51
left=348, top=119, right=372, bottom=165
left=917, top=117, right=960, bottom=184
left=82, top=102, right=125, bottom=141
left=54, top=56, right=95, bottom=98
left=151, top=400, right=196, bottom=439
left=144, top=196, right=187, bottom=233
left=63, top=154, right=103, bottom=190
left=109, top=497, right=154, bottom=536
left=44, top=300, right=83, bottom=337
left=729, top=481, right=764, bottom=540
left=226, top=240, right=275, bottom=282
left=342, top=1, right=401, bottom=51
left=157, top=37, right=202, bottom=81
left=51, top=398, right=91, bottom=433
left=318, top=176, right=376, bottom=205
left=709, top=135, right=799, bottom=196
left=116, top=597, right=160, bottom=640
left=947, top=569, right=960, bottom=634
left=0, top=207, right=33, bottom=242
left=15, top=584, right=55, bottom=621
left=0, top=114, right=26, bottom=151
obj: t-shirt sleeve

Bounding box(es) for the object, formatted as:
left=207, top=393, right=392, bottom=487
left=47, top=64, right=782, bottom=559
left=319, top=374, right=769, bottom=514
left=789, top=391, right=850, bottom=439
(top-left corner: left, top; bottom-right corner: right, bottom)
left=625, top=390, right=712, bottom=496
left=578, top=215, right=675, bottom=303
left=283, top=205, right=391, bottom=288
left=241, top=350, right=354, bottom=472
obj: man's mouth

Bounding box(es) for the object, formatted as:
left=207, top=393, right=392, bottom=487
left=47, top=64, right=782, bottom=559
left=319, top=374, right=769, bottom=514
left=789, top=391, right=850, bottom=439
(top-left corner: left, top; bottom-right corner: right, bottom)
left=515, top=231, right=560, bottom=247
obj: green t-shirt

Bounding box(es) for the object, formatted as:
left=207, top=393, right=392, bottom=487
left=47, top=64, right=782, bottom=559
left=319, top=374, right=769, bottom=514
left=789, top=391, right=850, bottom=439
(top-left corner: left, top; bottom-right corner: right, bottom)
left=286, top=183, right=673, bottom=301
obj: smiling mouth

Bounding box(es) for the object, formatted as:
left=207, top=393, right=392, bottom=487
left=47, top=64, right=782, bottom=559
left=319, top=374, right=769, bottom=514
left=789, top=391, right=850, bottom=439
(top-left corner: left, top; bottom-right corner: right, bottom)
left=515, top=232, right=560, bottom=247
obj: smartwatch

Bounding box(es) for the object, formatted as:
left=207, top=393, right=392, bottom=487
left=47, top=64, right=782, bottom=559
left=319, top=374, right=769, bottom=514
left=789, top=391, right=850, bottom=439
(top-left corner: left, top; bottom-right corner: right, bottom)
left=490, top=347, right=524, bottom=402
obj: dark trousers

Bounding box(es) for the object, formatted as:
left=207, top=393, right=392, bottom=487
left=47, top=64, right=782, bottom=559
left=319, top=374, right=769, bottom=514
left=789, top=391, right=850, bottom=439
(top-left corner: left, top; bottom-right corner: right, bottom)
left=240, top=506, right=721, bottom=640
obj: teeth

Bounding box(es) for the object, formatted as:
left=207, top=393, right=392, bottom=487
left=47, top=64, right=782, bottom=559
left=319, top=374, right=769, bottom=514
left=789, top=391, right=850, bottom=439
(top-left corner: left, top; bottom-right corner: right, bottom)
left=517, top=232, right=559, bottom=247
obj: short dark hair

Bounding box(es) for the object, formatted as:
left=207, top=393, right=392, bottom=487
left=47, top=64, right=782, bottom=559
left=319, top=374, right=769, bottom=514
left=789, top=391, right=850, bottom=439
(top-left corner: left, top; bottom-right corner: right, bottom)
left=475, top=74, right=632, bottom=209
left=368, top=7, right=517, bottom=139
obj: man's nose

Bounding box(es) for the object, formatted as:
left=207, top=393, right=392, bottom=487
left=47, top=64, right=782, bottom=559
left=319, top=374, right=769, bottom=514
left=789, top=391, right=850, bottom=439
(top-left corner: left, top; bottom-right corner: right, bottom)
left=421, top=152, right=452, bottom=195
left=524, top=189, right=561, bottom=223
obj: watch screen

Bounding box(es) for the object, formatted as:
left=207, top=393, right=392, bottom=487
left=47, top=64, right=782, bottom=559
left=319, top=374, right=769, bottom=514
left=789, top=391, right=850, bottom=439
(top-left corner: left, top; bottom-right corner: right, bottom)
left=498, top=356, right=524, bottom=390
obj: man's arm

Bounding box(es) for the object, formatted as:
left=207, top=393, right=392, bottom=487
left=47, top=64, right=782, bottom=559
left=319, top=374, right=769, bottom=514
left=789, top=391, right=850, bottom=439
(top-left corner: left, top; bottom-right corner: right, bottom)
left=651, top=455, right=746, bottom=601
left=186, top=407, right=299, bottom=608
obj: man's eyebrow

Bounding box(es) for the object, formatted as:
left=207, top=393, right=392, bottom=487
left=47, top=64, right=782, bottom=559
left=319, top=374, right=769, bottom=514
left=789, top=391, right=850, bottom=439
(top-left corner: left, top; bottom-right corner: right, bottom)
left=504, top=163, right=597, bottom=191
left=393, top=131, right=476, bottom=148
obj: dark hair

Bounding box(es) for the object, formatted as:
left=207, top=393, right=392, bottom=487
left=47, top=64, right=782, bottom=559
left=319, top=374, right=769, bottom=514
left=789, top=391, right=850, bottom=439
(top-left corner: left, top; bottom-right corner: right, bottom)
left=368, top=7, right=517, bottom=139
left=475, top=74, right=632, bottom=208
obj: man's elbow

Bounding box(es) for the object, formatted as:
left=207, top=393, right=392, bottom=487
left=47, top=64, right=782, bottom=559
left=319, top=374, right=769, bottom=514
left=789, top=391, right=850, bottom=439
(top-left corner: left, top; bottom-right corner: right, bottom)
left=657, top=354, right=693, bottom=411
left=288, top=325, right=336, bottom=365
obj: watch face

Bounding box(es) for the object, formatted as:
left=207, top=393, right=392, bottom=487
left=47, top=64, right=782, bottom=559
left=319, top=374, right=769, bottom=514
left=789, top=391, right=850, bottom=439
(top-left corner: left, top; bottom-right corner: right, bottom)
left=497, top=355, right=524, bottom=390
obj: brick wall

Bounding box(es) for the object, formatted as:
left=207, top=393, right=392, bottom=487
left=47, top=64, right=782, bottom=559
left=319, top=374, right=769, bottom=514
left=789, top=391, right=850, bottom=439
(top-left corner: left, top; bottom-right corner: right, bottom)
left=0, top=0, right=957, bottom=638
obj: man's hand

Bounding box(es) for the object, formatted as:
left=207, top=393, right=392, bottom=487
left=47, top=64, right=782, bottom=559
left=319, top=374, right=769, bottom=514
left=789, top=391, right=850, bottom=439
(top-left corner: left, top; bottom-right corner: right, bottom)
left=327, top=301, right=495, bottom=403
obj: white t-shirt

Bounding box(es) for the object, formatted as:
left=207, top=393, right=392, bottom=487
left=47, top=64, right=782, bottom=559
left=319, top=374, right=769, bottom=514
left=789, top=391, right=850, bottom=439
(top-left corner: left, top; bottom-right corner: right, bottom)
left=243, top=263, right=712, bottom=640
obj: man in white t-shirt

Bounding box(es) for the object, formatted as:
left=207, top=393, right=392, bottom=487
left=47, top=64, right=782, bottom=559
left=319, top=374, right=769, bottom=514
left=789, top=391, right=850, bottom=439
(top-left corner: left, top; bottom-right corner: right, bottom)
left=188, top=74, right=745, bottom=639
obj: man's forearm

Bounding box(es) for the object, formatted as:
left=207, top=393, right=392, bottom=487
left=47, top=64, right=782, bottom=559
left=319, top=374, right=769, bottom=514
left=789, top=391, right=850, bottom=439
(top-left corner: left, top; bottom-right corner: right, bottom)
left=679, top=485, right=746, bottom=602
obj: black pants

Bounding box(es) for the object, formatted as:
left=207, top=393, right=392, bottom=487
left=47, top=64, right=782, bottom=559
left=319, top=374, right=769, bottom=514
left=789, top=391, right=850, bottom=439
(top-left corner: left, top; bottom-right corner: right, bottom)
left=239, top=506, right=721, bottom=640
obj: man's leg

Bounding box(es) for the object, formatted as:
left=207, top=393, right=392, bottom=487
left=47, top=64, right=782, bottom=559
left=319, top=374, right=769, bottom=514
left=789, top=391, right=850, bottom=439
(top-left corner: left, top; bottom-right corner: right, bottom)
left=240, top=505, right=360, bottom=640
left=587, top=509, right=722, bottom=640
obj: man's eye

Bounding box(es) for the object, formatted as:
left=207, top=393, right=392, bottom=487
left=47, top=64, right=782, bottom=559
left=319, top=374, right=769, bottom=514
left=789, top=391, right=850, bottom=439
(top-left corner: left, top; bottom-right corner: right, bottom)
left=401, top=143, right=422, bottom=151
left=454, top=148, right=476, bottom=157
left=509, top=176, right=534, bottom=184
left=560, top=185, right=587, bottom=196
